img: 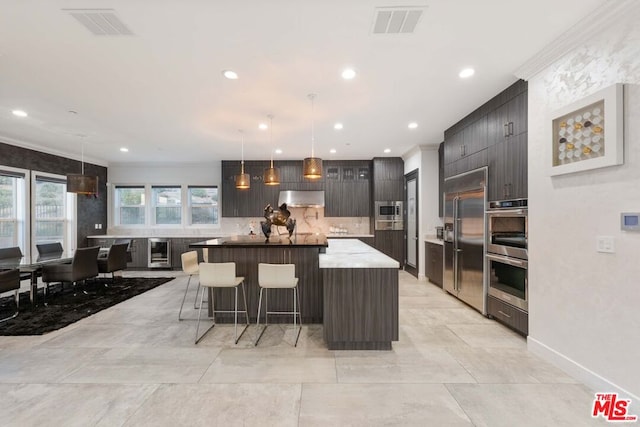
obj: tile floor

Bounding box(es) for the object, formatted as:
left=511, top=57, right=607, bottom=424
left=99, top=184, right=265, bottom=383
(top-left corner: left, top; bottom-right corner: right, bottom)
left=0, top=270, right=608, bottom=426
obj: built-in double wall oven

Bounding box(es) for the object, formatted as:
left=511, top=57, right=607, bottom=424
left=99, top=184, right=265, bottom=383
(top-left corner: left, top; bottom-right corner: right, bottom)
left=486, top=199, right=528, bottom=312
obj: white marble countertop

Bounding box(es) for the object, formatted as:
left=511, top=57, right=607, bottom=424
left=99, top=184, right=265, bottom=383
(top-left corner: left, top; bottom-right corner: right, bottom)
left=326, top=234, right=374, bottom=238
left=320, top=239, right=399, bottom=269
left=87, top=234, right=227, bottom=239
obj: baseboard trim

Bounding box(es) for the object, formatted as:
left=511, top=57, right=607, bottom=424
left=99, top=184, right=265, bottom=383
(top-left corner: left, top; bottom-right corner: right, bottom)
left=528, top=336, right=639, bottom=400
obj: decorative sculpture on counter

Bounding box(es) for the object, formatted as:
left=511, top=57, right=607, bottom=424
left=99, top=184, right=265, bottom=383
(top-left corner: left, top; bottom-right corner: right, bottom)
left=261, top=203, right=296, bottom=238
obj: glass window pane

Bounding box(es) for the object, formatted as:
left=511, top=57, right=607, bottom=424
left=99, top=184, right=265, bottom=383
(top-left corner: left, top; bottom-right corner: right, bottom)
left=0, top=175, right=17, bottom=247
left=153, top=187, right=181, bottom=225
left=34, top=179, right=65, bottom=246
left=115, top=187, right=145, bottom=225
left=188, top=186, right=218, bottom=225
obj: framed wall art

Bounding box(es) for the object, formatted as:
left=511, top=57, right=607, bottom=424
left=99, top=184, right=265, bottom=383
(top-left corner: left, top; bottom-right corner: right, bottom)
left=549, top=83, right=623, bottom=176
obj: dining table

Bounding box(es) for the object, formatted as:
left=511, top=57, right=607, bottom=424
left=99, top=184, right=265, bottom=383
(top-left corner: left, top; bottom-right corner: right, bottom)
left=0, top=251, right=74, bottom=305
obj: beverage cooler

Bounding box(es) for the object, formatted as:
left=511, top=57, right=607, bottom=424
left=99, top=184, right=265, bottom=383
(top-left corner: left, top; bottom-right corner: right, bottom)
left=148, top=238, right=171, bottom=268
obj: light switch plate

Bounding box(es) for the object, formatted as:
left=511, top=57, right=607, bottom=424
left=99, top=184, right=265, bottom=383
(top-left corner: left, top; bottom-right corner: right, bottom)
left=596, top=236, right=615, bottom=253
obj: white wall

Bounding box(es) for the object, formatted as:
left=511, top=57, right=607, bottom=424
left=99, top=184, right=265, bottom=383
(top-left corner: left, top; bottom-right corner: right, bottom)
left=108, top=162, right=221, bottom=186
left=527, top=11, right=640, bottom=398
left=403, top=145, right=441, bottom=279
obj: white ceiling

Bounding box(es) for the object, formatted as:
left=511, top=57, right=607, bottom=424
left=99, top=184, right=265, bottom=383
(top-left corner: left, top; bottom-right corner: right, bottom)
left=0, top=0, right=606, bottom=165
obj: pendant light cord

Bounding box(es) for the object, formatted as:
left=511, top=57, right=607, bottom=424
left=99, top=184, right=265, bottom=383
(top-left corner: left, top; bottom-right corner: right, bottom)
left=240, top=129, right=245, bottom=174
left=309, top=94, right=316, bottom=157
left=268, top=114, right=274, bottom=168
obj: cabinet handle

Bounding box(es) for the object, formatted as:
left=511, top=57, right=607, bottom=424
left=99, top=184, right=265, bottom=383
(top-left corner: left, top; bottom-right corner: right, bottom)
left=498, top=310, right=512, bottom=319
left=462, top=145, right=466, bottom=156
left=509, top=122, right=514, bottom=136
left=503, top=123, right=509, bottom=138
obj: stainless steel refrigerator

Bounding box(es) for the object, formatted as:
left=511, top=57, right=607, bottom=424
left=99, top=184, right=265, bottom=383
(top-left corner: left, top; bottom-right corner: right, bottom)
left=443, top=168, right=487, bottom=314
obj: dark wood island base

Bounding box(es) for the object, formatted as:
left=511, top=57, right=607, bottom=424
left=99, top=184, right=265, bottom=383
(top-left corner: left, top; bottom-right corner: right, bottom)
left=322, top=268, right=398, bottom=350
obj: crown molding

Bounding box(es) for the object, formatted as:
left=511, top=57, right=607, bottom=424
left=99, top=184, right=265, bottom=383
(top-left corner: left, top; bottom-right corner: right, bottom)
left=514, top=0, right=639, bottom=80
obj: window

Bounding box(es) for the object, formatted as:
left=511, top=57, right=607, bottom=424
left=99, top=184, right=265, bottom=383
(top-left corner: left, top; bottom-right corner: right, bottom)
left=188, top=186, right=218, bottom=225
left=114, top=186, right=145, bottom=225
left=0, top=168, right=28, bottom=250
left=152, top=186, right=181, bottom=225
left=31, top=172, right=75, bottom=254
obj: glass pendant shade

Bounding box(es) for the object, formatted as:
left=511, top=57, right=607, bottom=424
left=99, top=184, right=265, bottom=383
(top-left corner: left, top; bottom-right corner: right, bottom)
left=67, top=174, right=98, bottom=195
left=263, top=165, right=280, bottom=185
left=303, top=157, right=323, bottom=179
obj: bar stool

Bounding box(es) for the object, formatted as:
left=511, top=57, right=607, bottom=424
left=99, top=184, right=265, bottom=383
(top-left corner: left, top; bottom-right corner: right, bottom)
left=255, top=263, right=302, bottom=347
left=196, top=262, right=249, bottom=344
left=179, top=251, right=199, bottom=320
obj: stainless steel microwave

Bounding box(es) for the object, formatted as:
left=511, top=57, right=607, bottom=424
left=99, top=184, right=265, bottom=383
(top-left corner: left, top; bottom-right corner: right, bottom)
left=375, top=201, right=403, bottom=220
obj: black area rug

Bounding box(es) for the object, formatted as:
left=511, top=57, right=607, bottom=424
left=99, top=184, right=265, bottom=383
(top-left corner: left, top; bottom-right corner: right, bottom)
left=0, top=277, right=174, bottom=336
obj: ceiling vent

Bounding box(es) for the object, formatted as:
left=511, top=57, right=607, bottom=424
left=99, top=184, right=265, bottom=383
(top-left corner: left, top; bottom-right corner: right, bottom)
left=64, top=9, right=133, bottom=36
left=372, top=7, right=424, bottom=34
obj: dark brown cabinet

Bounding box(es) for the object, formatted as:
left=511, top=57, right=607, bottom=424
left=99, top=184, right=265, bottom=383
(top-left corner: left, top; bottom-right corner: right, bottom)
left=488, top=132, right=528, bottom=201
left=425, top=241, right=443, bottom=288
left=438, top=142, right=444, bottom=217
left=324, top=160, right=371, bottom=217
left=374, top=230, right=404, bottom=264
left=372, top=158, right=404, bottom=201
left=487, top=295, right=528, bottom=336
left=441, top=80, right=527, bottom=199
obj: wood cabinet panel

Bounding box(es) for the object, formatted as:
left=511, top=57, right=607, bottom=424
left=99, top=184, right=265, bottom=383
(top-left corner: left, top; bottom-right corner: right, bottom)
left=374, top=230, right=404, bottom=264
left=487, top=295, right=528, bottom=336
left=324, top=161, right=371, bottom=217
left=425, top=242, right=443, bottom=288
left=488, top=133, right=527, bottom=201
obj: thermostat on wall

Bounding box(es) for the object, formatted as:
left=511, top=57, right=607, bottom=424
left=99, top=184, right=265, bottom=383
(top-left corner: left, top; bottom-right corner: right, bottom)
left=621, top=213, right=640, bottom=231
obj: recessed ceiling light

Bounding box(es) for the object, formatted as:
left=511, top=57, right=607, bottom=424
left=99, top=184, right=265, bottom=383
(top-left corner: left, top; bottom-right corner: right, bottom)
left=341, top=68, right=356, bottom=80
left=384, top=148, right=391, bottom=153
left=120, top=147, right=129, bottom=152
left=12, top=110, right=27, bottom=117
left=274, top=149, right=282, bottom=154
left=222, top=70, right=238, bottom=79
left=258, top=123, right=268, bottom=130
left=459, top=68, right=475, bottom=78
left=330, top=148, right=337, bottom=154
left=408, top=122, right=418, bottom=129
left=334, top=123, right=343, bottom=130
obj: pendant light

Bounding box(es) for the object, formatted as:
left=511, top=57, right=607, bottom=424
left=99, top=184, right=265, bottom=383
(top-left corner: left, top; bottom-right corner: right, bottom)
left=303, top=93, right=323, bottom=179
left=235, top=129, right=250, bottom=189
left=67, top=140, right=98, bottom=196
left=263, top=114, right=281, bottom=186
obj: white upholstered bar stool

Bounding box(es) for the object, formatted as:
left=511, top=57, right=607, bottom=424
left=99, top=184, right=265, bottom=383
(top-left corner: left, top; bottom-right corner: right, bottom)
left=255, top=263, right=302, bottom=347
left=179, top=251, right=199, bottom=320
left=195, top=262, right=249, bottom=344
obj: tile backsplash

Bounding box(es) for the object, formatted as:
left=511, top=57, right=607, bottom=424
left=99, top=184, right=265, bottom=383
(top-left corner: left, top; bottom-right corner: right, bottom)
left=107, top=208, right=370, bottom=237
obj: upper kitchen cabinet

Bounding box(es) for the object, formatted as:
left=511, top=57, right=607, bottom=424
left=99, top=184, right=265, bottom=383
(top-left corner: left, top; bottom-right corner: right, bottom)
left=488, top=132, right=527, bottom=201
left=372, top=158, right=404, bottom=201
left=487, top=90, right=528, bottom=145
left=441, top=79, right=528, bottom=200
left=222, top=160, right=278, bottom=217
left=324, top=160, right=371, bottom=217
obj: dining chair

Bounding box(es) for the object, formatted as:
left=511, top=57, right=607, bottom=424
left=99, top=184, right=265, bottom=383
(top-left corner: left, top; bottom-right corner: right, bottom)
left=41, top=246, right=100, bottom=298
left=36, top=242, right=63, bottom=256
left=255, top=263, right=302, bottom=347
left=0, top=269, right=20, bottom=322
left=0, top=247, right=31, bottom=281
left=97, top=243, right=128, bottom=283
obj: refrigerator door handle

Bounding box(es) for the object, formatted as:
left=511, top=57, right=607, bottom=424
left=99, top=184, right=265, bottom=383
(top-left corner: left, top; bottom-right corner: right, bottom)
left=453, top=195, right=460, bottom=291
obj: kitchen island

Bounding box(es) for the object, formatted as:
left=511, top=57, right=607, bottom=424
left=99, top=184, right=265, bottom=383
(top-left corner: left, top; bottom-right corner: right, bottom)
left=190, top=235, right=399, bottom=350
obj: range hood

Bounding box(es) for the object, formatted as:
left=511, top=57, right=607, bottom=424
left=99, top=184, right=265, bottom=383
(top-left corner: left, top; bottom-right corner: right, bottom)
left=278, top=190, right=325, bottom=208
